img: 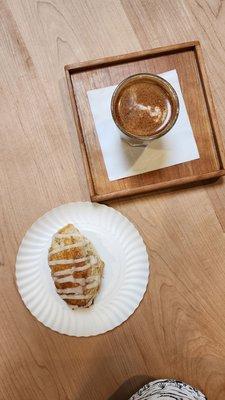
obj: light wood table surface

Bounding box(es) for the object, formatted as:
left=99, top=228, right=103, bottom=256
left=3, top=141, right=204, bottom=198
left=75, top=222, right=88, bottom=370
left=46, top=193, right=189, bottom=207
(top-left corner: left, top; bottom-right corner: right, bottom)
left=1, top=1, right=225, bottom=399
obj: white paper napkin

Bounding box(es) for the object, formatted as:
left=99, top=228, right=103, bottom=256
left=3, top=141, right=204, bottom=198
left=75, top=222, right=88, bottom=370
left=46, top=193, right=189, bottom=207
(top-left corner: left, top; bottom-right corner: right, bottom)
left=87, top=70, right=199, bottom=181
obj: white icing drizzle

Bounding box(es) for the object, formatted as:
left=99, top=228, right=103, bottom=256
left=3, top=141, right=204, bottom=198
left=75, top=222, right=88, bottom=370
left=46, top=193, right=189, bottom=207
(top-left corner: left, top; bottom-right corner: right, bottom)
left=72, top=263, right=93, bottom=272
left=49, top=258, right=78, bottom=266
left=54, top=276, right=86, bottom=285
left=53, top=232, right=82, bottom=239
left=53, top=267, right=75, bottom=276
left=86, top=281, right=99, bottom=290
left=89, top=255, right=97, bottom=265
left=85, top=276, right=100, bottom=289
left=57, top=286, right=83, bottom=295
left=50, top=256, right=97, bottom=270
left=52, top=264, right=92, bottom=277
left=54, top=276, right=100, bottom=297
left=49, top=242, right=86, bottom=256
left=61, top=293, right=93, bottom=300
left=49, top=256, right=87, bottom=266
left=85, top=275, right=99, bottom=283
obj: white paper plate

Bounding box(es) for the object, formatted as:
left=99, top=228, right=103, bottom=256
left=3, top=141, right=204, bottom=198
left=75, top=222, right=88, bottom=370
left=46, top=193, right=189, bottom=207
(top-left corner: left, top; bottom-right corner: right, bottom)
left=16, top=202, right=149, bottom=336
left=129, top=379, right=206, bottom=399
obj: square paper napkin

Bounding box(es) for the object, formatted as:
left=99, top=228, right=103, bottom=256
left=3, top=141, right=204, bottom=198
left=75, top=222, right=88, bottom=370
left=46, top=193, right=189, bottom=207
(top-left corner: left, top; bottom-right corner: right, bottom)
left=87, top=70, right=199, bottom=181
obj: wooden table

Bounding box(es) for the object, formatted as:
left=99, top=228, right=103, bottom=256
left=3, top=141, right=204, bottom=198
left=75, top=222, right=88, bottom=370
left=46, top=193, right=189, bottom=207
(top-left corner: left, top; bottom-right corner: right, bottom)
left=1, top=1, right=225, bottom=399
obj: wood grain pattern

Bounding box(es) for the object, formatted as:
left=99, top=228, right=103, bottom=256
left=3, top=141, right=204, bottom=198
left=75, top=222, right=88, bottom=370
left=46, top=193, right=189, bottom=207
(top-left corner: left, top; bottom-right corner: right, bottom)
left=66, top=42, right=225, bottom=201
left=1, top=1, right=225, bottom=399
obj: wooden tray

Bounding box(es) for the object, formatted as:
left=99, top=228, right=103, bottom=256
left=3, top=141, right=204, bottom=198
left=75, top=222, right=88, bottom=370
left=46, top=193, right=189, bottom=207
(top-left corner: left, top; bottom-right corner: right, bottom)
left=65, top=41, right=225, bottom=202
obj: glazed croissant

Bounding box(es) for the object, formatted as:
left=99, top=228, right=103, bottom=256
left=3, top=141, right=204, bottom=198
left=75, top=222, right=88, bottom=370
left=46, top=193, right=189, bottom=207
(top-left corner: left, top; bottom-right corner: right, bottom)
left=48, top=224, right=104, bottom=308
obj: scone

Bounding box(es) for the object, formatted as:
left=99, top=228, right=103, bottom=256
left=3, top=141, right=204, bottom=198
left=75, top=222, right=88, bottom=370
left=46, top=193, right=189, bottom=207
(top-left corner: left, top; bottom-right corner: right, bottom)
left=48, top=224, right=104, bottom=308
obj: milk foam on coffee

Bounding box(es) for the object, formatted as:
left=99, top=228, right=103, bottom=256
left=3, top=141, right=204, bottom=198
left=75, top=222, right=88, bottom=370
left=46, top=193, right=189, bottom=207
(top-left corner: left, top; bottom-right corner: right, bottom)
left=114, top=78, right=173, bottom=137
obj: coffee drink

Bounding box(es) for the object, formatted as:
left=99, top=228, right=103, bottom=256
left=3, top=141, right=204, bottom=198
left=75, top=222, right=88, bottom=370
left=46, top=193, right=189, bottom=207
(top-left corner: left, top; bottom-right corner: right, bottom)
left=111, top=73, right=179, bottom=143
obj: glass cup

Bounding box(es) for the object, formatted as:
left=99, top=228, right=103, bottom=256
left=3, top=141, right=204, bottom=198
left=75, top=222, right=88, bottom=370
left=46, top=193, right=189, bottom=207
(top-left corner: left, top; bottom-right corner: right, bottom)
left=111, top=73, right=179, bottom=147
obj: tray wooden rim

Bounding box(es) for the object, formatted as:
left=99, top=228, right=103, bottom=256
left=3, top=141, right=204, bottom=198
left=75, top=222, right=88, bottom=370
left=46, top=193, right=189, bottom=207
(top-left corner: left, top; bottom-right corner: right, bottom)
left=65, top=41, right=225, bottom=202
